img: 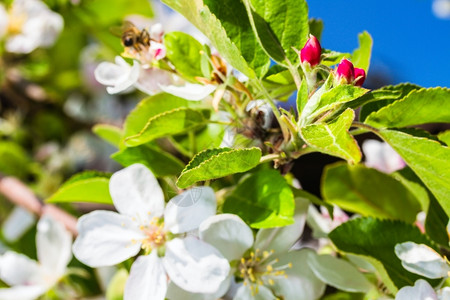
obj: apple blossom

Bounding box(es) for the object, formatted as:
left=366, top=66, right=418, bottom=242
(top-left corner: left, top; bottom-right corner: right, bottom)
left=300, top=35, right=321, bottom=67
left=362, top=139, right=405, bottom=173
left=4, top=0, right=63, bottom=54
left=354, top=68, right=366, bottom=86
left=396, top=279, right=450, bottom=300
left=0, top=214, right=72, bottom=300
left=72, top=164, right=229, bottom=300
left=198, top=199, right=325, bottom=300
left=94, top=56, right=173, bottom=95
left=335, top=59, right=355, bottom=84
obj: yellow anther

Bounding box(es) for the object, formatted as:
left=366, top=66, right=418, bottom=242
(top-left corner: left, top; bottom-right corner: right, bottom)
left=241, top=257, right=246, bottom=264
left=263, top=251, right=270, bottom=258
left=288, top=262, right=293, bottom=268
left=266, top=265, right=273, bottom=272
left=268, top=279, right=275, bottom=286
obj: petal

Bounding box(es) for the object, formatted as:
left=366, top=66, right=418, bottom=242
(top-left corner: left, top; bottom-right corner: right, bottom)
left=254, top=197, right=309, bottom=253
left=124, top=252, right=167, bottom=300
left=164, top=187, right=216, bottom=234
left=36, top=214, right=72, bottom=277
left=106, top=61, right=140, bottom=94
left=234, top=284, right=276, bottom=300
left=109, top=164, right=165, bottom=221
left=199, top=214, right=253, bottom=261
left=73, top=211, right=143, bottom=267
left=94, top=61, right=129, bottom=86
left=272, top=249, right=325, bottom=300
left=395, top=279, right=438, bottom=300
left=135, top=68, right=173, bottom=95
left=166, top=275, right=231, bottom=300
left=2, top=207, right=36, bottom=243
left=0, top=285, right=47, bottom=300
left=0, top=252, right=41, bottom=286
left=159, top=83, right=217, bottom=101
left=395, top=242, right=450, bottom=279
left=163, top=237, right=230, bottom=294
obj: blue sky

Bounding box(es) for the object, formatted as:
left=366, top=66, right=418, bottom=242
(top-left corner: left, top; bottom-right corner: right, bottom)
left=308, top=1, right=450, bottom=88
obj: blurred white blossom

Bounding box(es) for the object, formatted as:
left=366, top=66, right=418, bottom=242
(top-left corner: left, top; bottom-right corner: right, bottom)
left=73, top=164, right=229, bottom=300
left=396, top=279, right=450, bottom=300
left=362, top=139, right=405, bottom=173
left=433, top=0, right=450, bottom=19
left=0, top=215, right=72, bottom=300
left=4, top=0, right=63, bottom=54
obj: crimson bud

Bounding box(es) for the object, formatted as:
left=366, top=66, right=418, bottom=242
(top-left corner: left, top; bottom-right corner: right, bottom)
left=300, top=35, right=321, bottom=67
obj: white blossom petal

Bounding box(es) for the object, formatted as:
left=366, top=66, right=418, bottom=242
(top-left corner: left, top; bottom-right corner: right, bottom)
left=438, top=287, right=450, bottom=300
left=166, top=275, right=231, bottom=300
left=272, top=249, right=326, bottom=300
left=150, top=23, right=164, bottom=41
left=36, top=215, right=72, bottom=277
left=362, top=139, right=405, bottom=173
left=94, top=57, right=140, bottom=94
left=396, top=279, right=438, bottom=300
left=234, top=284, right=276, bottom=300
left=163, top=237, right=230, bottom=294
left=0, top=252, right=41, bottom=286
left=0, top=285, right=47, bottom=300
left=164, top=187, right=216, bottom=234
left=124, top=252, right=167, bottom=300
left=254, top=197, right=308, bottom=253
left=135, top=68, right=173, bottom=95
left=109, top=164, right=165, bottom=221
left=159, top=82, right=217, bottom=101
left=73, top=211, right=144, bottom=267
left=395, top=242, right=450, bottom=279
left=2, top=207, right=36, bottom=243
left=199, top=214, right=253, bottom=261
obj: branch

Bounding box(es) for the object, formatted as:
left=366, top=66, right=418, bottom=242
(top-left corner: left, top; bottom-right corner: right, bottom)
left=0, top=175, right=78, bottom=236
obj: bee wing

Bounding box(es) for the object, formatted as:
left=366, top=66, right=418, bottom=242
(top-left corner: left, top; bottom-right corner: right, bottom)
left=109, top=21, right=136, bottom=37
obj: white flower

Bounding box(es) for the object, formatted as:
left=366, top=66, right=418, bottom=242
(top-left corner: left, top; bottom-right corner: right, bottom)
left=433, top=0, right=450, bottom=19
left=198, top=198, right=325, bottom=300
left=362, top=139, right=405, bottom=173
left=307, top=205, right=349, bottom=238
left=94, top=56, right=174, bottom=95
left=396, top=279, right=450, bottom=300
left=5, top=0, right=63, bottom=54
left=149, top=42, right=166, bottom=61
left=0, top=214, right=72, bottom=300
left=150, top=23, right=164, bottom=42
left=72, top=163, right=229, bottom=300
left=394, top=242, right=450, bottom=279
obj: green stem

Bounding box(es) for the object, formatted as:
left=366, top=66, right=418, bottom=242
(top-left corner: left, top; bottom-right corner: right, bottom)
left=352, top=122, right=379, bottom=133
left=260, top=153, right=282, bottom=164
left=290, top=146, right=316, bottom=159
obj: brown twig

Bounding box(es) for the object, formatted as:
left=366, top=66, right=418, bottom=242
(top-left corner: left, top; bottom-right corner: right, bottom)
left=0, top=175, right=78, bottom=236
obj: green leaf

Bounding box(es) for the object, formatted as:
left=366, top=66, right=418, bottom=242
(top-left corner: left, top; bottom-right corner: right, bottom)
left=351, top=31, right=373, bottom=72
left=0, top=141, right=31, bottom=179
left=329, top=217, right=439, bottom=292
left=393, top=167, right=449, bottom=248
left=300, top=109, right=361, bottom=164
left=322, top=163, right=421, bottom=223
left=365, top=88, right=450, bottom=128
left=124, top=108, right=210, bottom=147
left=379, top=129, right=450, bottom=217
left=438, top=130, right=450, bottom=146
left=46, top=171, right=112, bottom=204
left=243, top=0, right=309, bottom=65
left=123, top=93, right=192, bottom=138
left=301, top=84, right=368, bottom=125
left=164, top=32, right=204, bottom=81
left=177, top=147, right=262, bottom=189
left=296, top=79, right=308, bottom=115
left=92, top=124, right=123, bottom=148
left=162, top=0, right=269, bottom=78
left=223, top=169, right=295, bottom=228
left=359, top=83, right=421, bottom=121
left=106, top=269, right=128, bottom=300
left=309, top=18, right=323, bottom=41
left=307, top=254, right=373, bottom=293
left=111, top=144, right=185, bottom=177
left=81, top=0, right=152, bottom=26
left=321, top=49, right=351, bottom=67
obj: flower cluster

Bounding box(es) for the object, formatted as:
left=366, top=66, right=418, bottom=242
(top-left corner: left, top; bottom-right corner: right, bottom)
left=0, top=0, right=63, bottom=54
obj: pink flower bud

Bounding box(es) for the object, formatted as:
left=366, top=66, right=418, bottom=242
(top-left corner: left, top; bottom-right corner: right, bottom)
left=300, top=35, right=321, bottom=67
left=150, top=42, right=166, bottom=61
left=354, top=67, right=366, bottom=86
left=336, top=59, right=355, bottom=84
left=150, top=23, right=164, bottom=42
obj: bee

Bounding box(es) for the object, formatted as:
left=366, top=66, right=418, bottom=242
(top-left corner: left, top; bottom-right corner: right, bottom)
left=120, top=21, right=151, bottom=52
